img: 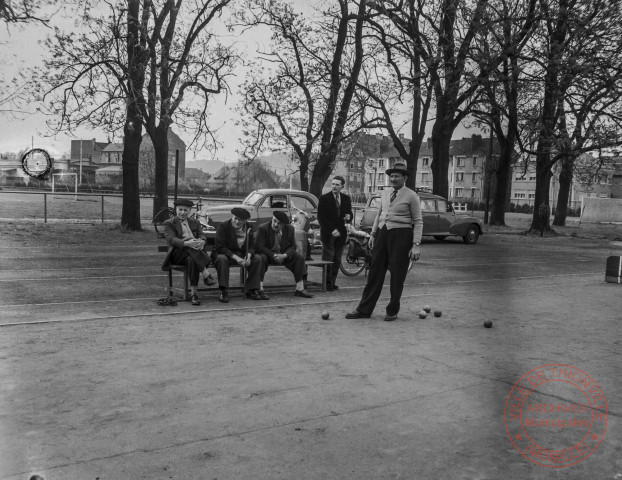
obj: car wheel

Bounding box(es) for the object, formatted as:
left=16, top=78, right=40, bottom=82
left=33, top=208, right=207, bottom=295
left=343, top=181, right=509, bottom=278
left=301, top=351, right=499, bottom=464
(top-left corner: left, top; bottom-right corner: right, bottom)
left=463, top=225, right=480, bottom=244
left=434, top=236, right=447, bottom=241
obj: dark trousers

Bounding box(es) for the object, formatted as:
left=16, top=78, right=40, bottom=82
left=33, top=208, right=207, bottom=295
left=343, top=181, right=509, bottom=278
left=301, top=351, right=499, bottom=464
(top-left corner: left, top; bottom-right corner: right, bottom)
left=170, top=248, right=210, bottom=287
left=259, top=252, right=306, bottom=283
left=213, top=253, right=264, bottom=291
left=356, top=227, right=413, bottom=316
left=321, top=234, right=345, bottom=288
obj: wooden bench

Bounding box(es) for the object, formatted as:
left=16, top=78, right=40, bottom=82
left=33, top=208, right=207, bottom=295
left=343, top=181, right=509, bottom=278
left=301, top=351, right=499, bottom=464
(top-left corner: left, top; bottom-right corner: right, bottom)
left=159, top=245, right=332, bottom=300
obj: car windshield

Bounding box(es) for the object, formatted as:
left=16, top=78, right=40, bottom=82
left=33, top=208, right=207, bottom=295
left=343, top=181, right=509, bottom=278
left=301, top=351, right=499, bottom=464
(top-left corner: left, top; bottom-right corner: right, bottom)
left=242, top=192, right=264, bottom=206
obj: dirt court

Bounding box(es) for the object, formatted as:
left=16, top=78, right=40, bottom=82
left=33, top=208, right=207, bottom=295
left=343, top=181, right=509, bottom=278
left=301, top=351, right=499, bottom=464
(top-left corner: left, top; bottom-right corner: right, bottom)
left=0, top=218, right=621, bottom=480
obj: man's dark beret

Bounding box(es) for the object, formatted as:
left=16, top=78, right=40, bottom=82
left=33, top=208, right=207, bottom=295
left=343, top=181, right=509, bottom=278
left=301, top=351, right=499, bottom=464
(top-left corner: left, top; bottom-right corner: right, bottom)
left=273, top=210, right=290, bottom=225
left=174, top=198, right=194, bottom=207
left=231, top=207, right=251, bottom=220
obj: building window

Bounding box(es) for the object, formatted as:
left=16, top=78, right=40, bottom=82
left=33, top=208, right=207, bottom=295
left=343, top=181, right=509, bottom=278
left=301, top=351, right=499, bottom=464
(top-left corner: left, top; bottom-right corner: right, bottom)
left=378, top=173, right=385, bottom=183
left=473, top=157, right=478, bottom=167
left=529, top=174, right=536, bottom=181
left=515, top=173, right=524, bottom=181
left=349, top=173, right=354, bottom=181
left=471, top=188, right=477, bottom=198
left=350, top=162, right=354, bottom=169
left=456, top=172, right=464, bottom=182
left=422, top=157, right=429, bottom=167
left=472, top=172, right=477, bottom=183
left=528, top=192, right=535, bottom=199
left=455, top=188, right=463, bottom=197
left=457, top=157, right=465, bottom=167
left=379, top=159, right=385, bottom=168
left=515, top=192, right=526, bottom=199
left=421, top=172, right=429, bottom=183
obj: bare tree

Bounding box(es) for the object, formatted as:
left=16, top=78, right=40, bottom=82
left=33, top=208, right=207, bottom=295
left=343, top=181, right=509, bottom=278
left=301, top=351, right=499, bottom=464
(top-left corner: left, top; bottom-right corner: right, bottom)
left=358, top=0, right=436, bottom=188
left=35, top=0, right=236, bottom=228
left=520, top=0, right=622, bottom=232
left=469, top=0, right=539, bottom=225
left=238, top=0, right=369, bottom=197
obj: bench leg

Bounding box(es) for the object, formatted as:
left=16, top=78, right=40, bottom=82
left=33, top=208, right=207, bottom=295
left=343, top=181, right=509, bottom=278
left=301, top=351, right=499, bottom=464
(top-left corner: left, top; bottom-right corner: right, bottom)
left=321, top=265, right=327, bottom=292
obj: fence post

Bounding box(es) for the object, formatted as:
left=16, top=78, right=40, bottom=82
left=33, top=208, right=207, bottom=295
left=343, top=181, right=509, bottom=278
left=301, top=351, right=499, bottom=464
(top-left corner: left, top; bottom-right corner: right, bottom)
left=44, top=192, right=47, bottom=223
left=101, top=195, right=104, bottom=223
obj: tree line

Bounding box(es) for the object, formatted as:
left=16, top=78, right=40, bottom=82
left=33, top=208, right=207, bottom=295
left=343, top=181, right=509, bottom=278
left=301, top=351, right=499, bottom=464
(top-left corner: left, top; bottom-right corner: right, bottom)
left=4, top=0, right=622, bottom=232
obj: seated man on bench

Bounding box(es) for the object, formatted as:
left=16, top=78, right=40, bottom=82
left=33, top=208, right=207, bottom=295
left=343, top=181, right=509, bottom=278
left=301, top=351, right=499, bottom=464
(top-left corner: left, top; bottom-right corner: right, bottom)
left=211, top=207, right=268, bottom=302
left=255, top=211, right=314, bottom=298
left=162, top=198, right=214, bottom=306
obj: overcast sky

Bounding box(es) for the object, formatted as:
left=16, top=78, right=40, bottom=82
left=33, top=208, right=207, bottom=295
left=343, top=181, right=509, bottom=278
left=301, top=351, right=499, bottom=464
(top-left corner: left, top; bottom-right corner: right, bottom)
left=0, top=1, right=475, bottom=162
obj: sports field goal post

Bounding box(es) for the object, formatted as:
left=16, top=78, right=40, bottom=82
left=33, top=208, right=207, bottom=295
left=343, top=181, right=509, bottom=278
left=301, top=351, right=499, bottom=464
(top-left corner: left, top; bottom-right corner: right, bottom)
left=52, top=172, right=78, bottom=200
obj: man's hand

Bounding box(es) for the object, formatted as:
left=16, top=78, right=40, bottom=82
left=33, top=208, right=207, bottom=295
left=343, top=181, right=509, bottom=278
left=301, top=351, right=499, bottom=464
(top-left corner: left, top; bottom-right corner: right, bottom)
left=332, top=229, right=340, bottom=238
left=273, top=253, right=287, bottom=264
left=344, top=214, right=351, bottom=222
left=368, top=235, right=375, bottom=250
left=409, top=244, right=421, bottom=261
left=185, top=238, right=203, bottom=250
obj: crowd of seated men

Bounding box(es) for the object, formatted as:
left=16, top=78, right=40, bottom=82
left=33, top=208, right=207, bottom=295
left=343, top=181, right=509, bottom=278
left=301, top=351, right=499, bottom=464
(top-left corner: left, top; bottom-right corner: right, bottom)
left=162, top=200, right=315, bottom=306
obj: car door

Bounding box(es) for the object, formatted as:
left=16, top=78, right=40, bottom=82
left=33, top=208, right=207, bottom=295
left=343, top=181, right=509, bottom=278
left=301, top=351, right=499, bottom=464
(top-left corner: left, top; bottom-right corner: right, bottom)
left=359, top=195, right=381, bottom=229
left=436, top=199, right=454, bottom=234
left=420, top=198, right=438, bottom=234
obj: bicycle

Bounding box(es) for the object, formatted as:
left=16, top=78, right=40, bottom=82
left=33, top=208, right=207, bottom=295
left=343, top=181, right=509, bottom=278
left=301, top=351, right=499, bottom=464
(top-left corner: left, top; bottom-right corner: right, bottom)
left=153, top=196, right=210, bottom=237
left=339, top=224, right=414, bottom=277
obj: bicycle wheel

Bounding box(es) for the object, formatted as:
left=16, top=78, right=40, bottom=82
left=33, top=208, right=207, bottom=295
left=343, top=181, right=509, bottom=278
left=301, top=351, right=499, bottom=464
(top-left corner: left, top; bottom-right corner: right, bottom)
left=153, top=208, right=175, bottom=235
left=339, top=243, right=366, bottom=276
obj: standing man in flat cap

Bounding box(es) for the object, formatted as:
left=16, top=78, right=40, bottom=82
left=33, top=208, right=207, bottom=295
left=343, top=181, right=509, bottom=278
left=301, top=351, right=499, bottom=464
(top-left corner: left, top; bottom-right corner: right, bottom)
left=162, top=198, right=215, bottom=306
left=317, top=175, right=353, bottom=291
left=345, top=162, right=422, bottom=321
left=211, top=207, right=268, bottom=302
left=255, top=211, right=314, bottom=298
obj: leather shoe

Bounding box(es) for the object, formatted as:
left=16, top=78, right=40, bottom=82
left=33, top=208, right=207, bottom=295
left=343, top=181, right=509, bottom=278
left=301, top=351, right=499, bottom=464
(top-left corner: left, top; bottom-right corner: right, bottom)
left=246, top=290, right=261, bottom=300
left=191, top=293, right=201, bottom=306
left=345, top=310, right=370, bottom=319
left=327, top=285, right=339, bottom=291
left=294, top=289, right=314, bottom=298
left=384, top=313, right=398, bottom=322
left=218, top=290, right=230, bottom=303
left=203, top=273, right=216, bottom=286
left=258, top=290, right=270, bottom=300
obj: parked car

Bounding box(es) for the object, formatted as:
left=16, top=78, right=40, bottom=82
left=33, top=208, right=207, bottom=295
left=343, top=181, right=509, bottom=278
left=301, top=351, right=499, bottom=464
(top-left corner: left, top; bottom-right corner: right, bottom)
left=202, top=189, right=319, bottom=246
left=357, top=191, right=482, bottom=244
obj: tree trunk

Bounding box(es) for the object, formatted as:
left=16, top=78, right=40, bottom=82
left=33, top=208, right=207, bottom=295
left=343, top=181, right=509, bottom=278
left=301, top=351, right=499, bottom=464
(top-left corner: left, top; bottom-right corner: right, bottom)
left=299, top=154, right=310, bottom=192
left=430, top=123, right=451, bottom=199
left=310, top=149, right=336, bottom=197
left=152, top=123, right=170, bottom=217
left=529, top=152, right=553, bottom=233
left=553, top=154, right=574, bottom=226
left=121, top=116, right=143, bottom=231
left=406, top=138, right=421, bottom=189
left=120, top=0, right=145, bottom=232
left=490, top=138, right=513, bottom=226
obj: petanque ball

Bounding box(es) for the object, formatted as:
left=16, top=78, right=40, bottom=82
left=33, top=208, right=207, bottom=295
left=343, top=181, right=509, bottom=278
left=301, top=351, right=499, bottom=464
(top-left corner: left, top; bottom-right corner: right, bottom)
left=418, top=310, right=427, bottom=319
left=484, top=320, right=493, bottom=328
left=423, top=305, right=431, bottom=313
left=321, top=311, right=330, bottom=320
left=434, top=310, right=442, bottom=317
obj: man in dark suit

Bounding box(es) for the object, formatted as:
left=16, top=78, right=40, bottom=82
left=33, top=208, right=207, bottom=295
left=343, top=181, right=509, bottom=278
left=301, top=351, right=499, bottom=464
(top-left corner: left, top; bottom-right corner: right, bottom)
left=211, top=207, right=268, bottom=302
left=162, top=198, right=213, bottom=306
left=317, top=175, right=353, bottom=291
left=255, top=211, right=314, bottom=298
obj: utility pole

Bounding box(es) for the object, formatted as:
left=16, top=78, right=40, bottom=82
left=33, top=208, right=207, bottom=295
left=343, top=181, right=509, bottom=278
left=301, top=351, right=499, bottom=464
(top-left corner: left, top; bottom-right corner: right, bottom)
left=79, top=139, right=83, bottom=186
